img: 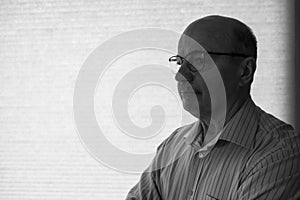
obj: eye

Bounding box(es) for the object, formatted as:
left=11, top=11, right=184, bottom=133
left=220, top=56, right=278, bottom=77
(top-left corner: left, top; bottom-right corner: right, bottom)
left=187, top=64, right=198, bottom=72
left=187, top=53, right=205, bottom=72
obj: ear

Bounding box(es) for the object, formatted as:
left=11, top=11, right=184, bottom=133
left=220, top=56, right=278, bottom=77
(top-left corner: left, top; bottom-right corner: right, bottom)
left=239, top=57, right=256, bottom=87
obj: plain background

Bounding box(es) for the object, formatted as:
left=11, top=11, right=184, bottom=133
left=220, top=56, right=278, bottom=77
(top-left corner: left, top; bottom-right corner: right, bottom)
left=0, top=0, right=295, bottom=199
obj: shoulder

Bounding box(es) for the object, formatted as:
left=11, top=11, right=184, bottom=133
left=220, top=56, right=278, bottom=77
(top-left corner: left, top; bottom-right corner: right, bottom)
left=246, top=108, right=300, bottom=174
left=152, top=122, right=196, bottom=168
left=156, top=121, right=196, bottom=151
left=256, top=108, right=299, bottom=150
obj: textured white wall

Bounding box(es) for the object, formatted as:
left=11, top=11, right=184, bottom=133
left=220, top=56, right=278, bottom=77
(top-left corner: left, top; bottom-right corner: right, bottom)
left=0, top=0, right=294, bottom=199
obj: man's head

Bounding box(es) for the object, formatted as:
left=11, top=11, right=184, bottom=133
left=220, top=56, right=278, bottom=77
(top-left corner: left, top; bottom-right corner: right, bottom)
left=174, top=15, right=257, bottom=122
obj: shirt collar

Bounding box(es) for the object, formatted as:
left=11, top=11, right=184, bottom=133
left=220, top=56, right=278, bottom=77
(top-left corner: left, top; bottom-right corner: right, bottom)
left=183, top=97, right=260, bottom=149
left=183, top=120, right=202, bottom=145
left=219, top=97, right=259, bottom=149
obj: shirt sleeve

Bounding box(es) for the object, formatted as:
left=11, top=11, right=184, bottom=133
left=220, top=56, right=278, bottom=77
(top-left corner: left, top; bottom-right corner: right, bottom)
left=125, top=168, right=162, bottom=200
left=236, top=131, right=300, bottom=200
left=125, top=137, right=168, bottom=200
left=125, top=127, right=182, bottom=200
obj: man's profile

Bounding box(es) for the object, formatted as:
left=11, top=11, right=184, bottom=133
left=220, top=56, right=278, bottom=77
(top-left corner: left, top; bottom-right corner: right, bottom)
left=126, top=15, right=300, bottom=200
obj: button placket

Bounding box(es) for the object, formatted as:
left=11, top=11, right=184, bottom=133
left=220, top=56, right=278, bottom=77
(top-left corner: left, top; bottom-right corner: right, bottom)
left=199, top=152, right=204, bottom=158
left=188, top=150, right=206, bottom=200
left=187, top=190, right=193, bottom=200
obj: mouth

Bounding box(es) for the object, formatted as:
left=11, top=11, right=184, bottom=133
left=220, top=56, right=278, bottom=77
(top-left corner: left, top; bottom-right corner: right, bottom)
left=180, top=89, right=202, bottom=93
left=180, top=91, right=202, bottom=95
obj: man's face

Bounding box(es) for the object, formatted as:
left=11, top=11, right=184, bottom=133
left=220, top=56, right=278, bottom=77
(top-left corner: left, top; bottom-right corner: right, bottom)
left=175, top=28, right=242, bottom=121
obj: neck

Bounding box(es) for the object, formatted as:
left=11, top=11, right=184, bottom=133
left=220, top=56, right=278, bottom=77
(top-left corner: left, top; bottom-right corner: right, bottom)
left=225, top=93, right=250, bottom=125
left=199, top=93, right=250, bottom=141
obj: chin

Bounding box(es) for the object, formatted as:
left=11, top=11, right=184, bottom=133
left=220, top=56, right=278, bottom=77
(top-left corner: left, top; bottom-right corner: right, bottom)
left=182, top=98, right=211, bottom=120
left=182, top=101, right=200, bottom=119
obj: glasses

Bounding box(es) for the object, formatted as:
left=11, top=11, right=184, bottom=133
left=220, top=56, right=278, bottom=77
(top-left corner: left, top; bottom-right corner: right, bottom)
left=168, top=51, right=250, bottom=74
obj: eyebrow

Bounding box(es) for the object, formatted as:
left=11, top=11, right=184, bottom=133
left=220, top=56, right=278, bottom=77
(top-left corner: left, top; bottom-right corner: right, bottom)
left=178, top=50, right=205, bottom=58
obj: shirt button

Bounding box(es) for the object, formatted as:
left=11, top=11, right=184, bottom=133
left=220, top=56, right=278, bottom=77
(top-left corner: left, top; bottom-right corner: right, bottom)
left=187, top=190, right=193, bottom=199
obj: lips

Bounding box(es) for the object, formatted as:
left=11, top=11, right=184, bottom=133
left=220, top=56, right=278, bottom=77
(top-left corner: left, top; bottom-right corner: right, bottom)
left=180, top=91, right=202, bottom=95
left=178, top=83, right=202, bottom=95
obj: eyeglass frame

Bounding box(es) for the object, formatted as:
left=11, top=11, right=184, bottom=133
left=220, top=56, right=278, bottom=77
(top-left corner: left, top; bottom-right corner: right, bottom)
left=168, top=51, right=251, bottom=74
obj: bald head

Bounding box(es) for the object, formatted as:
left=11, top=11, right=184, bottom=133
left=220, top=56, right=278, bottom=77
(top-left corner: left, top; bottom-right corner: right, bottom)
left=182, top=15, right=257, bottom=60
left=176, top=15, right=257, bottom=121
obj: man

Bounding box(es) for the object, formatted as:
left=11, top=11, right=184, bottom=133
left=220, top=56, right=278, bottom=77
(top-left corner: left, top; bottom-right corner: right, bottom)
left=126, top=15, right=300, bottom=200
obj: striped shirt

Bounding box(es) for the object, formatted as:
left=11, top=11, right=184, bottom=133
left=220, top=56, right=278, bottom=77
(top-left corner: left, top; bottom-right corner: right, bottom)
left=126, top=98, right=300, bottom=200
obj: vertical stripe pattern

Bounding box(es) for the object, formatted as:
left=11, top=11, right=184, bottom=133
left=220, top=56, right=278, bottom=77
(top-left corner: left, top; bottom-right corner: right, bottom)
left=126, top=98, right=300, bottom=200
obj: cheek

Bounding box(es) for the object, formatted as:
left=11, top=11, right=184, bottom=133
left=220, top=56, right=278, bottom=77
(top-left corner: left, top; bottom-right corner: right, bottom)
left=218, top=67, right=241, bottom=94
left=189, top=76, right=211, bottom=106
left=191, top=75, right=209, bottom=93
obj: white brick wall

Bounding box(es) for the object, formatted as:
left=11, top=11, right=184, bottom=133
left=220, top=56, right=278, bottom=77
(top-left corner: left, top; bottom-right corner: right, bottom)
left=0, top=0, right=294, bottom=199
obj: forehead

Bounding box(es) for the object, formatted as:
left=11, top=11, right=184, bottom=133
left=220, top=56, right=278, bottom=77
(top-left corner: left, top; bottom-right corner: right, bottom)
left=178, top=20, right=235, bottom=57
left=178, top=33, right=213, bottom=57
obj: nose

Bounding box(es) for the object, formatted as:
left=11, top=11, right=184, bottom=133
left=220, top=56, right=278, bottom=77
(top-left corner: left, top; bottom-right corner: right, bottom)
left=175, top=64, right=194, bottom=82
